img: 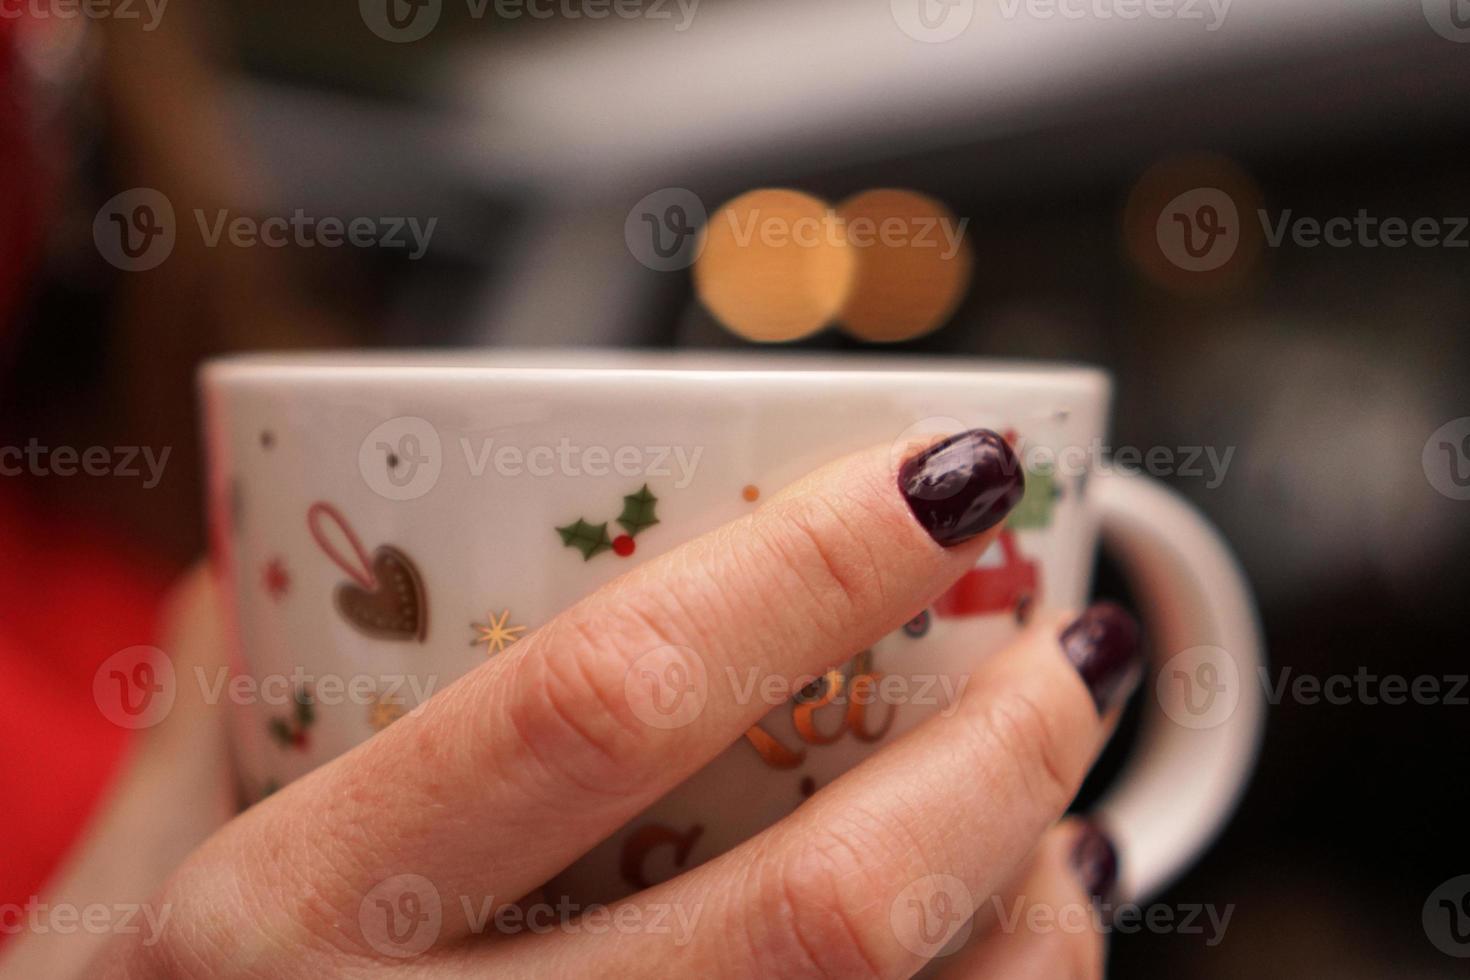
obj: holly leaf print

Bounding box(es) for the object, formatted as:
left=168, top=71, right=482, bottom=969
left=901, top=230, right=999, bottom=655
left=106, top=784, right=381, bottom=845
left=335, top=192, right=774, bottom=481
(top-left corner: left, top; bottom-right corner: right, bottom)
left=269, top=718, right=293, bottom=747
left=617, top=484, right=660, bottom=537
left=294, top=687, right=315, bottom=727
left=557, top=519, right=613, bottom=560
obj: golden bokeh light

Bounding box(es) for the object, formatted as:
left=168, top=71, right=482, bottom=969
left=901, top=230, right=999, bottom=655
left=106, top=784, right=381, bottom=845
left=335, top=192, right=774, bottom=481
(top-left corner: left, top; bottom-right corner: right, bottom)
left=1122, top=153, right=1264, bottom=296
left=693, top=189, right=855, bottom=343
left=834, top=189, right=973, bottom=343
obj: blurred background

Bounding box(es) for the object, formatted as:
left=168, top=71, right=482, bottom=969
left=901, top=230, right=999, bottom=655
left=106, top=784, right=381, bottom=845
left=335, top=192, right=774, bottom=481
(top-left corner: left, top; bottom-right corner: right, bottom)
left=1, top=1, right=1468, bottom=975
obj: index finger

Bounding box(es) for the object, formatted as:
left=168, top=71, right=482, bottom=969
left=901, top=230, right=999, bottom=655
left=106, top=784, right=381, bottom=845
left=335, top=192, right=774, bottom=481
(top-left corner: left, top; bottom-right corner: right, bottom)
left=144, top=430, right=1025, bottom=964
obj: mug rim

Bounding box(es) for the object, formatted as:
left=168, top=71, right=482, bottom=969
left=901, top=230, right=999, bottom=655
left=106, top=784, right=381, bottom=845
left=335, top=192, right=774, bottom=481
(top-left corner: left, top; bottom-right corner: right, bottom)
left=202, top=349, right=1110, bottom=395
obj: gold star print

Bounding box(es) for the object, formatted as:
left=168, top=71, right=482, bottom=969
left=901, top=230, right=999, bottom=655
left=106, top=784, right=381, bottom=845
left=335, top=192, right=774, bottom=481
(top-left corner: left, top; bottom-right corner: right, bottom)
left=472, top=609, right=527, bottom=655
left=368, top=695, right=406, bottom=732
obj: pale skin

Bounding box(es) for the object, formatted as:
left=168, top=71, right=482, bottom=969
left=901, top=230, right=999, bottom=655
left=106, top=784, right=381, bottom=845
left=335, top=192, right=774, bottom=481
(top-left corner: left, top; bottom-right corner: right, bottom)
left=4, top=442, right=1123, bottom=979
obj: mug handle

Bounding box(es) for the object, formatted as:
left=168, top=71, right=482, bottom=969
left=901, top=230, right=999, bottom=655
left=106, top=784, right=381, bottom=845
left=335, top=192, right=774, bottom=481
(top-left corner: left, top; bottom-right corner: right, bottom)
left=1087, top=469, right=1266, bottom=902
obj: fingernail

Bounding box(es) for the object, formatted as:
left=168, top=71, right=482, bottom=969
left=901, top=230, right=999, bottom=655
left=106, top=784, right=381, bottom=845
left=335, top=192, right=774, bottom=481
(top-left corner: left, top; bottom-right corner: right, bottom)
left=1069, top=820, right=1120, bottom=901
left=898, top=429, right=1025, bottom=547
left=1060, top=602, right=1143, bottom=714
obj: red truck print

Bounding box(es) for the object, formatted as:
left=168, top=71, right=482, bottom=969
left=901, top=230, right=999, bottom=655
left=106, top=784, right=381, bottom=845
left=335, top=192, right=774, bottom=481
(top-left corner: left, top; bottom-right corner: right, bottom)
left=933, top=530, right=1040, bottom=624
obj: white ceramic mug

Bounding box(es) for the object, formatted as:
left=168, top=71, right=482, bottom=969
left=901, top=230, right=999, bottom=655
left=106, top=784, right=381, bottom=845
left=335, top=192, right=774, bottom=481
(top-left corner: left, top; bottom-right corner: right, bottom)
left=201, top=351, right=1264, bottom=905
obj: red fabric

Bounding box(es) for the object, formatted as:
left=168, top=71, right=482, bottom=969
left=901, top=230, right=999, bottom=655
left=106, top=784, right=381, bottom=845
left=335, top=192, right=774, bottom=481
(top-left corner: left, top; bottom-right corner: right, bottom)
left=0, top=14, right=167, bottom=940
left=0, top=488, right=172, bottom=936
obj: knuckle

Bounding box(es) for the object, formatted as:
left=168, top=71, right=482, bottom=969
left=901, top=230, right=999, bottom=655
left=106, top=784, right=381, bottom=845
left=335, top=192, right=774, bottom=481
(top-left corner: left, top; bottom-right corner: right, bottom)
left=748, top=495, right=885, bottom=644
left=974, top=688, right=1079, bottom=818
left=741, top=833, right=891, bottom=980
left=496, top=616, right=664, bottom=799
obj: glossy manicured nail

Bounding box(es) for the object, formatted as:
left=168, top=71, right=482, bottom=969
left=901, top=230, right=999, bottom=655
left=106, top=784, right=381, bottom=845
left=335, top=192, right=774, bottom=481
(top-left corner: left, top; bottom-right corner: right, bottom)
left=898, top=429, right=1025, bottom=547
left=1060, top=602, right=1143, bottom=714
left=1070, top=820, right=1120, bottom=901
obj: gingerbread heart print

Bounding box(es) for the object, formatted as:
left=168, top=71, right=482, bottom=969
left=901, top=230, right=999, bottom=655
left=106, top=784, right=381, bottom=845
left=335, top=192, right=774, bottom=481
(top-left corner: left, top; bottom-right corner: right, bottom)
left=335, top=546, right=427, bottom=642
left=308, top=502, right=428, bottom=642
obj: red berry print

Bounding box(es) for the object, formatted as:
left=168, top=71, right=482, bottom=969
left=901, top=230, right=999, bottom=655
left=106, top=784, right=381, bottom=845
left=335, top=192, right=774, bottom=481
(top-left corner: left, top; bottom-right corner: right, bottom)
left=268, top=685, right=316, bottom=752
left=558, top=485, right=659, bottom=561
left=263, top=558, right=290, bottom=601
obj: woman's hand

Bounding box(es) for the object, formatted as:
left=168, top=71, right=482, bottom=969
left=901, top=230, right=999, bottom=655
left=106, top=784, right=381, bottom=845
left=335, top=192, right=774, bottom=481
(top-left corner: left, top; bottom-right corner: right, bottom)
left=102, top=430, right=1142, bottom=979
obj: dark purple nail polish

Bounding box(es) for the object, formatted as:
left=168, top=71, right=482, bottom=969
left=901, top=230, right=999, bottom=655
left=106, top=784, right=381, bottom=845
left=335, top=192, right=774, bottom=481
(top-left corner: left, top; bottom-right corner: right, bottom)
left=898, top=429, right=1025, bottom=547
left=1070, top=820, right=1120, bottom=901
left=1060, top=603, right=1143, bottom=714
